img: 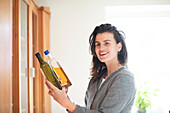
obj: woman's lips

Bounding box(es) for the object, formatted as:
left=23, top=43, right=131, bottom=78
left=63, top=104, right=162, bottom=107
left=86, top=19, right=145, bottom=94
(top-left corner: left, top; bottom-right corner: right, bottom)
left=99, top=52, right=108, bottom=56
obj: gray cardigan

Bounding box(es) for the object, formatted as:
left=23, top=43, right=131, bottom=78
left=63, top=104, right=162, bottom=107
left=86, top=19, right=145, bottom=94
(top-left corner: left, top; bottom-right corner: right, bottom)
left=67, top=67, right=136, bottom=113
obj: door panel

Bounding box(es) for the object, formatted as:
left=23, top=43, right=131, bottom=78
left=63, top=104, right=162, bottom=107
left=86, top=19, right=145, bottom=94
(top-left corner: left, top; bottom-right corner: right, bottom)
left=20, top=1, right=28, bottom=113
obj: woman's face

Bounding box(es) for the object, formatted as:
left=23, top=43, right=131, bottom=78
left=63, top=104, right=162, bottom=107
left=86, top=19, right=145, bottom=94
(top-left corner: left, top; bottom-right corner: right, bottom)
left=95, top=32, right=122, bottom=64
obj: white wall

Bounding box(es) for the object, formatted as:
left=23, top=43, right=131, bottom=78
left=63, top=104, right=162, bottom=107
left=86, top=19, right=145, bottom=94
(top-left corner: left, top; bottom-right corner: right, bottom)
left=35, top=0, right=170, bottom=113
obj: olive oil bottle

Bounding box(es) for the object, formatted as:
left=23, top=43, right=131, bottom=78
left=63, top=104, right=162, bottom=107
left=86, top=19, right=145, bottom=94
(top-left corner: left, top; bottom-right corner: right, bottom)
left=35, top=52, right=62, bottom=90
left=44, top=50, right=72, bottom=88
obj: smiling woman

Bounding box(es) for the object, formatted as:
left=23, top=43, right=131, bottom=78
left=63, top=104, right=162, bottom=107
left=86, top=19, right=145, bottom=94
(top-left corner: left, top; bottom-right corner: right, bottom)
left=45, top=23, right=136, bottom=113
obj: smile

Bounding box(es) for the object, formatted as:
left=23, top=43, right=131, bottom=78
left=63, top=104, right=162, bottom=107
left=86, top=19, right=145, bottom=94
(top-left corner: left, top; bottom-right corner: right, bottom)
left=99, top=52, right=108, bottom=56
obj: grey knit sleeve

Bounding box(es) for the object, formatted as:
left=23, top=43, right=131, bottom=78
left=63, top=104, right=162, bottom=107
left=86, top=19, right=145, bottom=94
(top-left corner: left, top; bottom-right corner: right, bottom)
left=67, top=105, right=102, bottom=113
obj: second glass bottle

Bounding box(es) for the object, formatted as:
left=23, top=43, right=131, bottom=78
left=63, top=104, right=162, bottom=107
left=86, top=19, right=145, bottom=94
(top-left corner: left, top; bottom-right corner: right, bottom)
left=44, top=50, right=72, bottom=88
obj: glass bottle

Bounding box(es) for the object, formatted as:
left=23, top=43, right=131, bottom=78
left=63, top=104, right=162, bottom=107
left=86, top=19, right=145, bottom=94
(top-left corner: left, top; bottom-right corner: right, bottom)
left=44, top=50, right=72, bottom=88
left=35, top=52, right=62, bottom=90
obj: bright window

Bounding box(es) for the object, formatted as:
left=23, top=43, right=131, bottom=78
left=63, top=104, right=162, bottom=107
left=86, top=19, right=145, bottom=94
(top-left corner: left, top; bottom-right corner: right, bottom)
left=106, top=5, right=170, bottom=113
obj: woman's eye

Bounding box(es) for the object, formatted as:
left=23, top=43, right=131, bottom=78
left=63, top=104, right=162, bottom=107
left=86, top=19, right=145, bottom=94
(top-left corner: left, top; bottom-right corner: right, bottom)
left=105, top=42, right=110, bottom=45
left=95, top=43, right=100, bottom=47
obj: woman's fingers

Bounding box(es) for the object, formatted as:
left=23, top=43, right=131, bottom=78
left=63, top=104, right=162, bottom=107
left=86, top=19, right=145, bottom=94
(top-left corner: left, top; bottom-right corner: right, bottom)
left=61, top=82, right=68, bottom=87
left=45, top=79, right=68, bottom=93
left=58, top=78, right=62, bottom=81
left=45, top=79, right=55, bottom=90
left=45, top=82, right=51, bottom=90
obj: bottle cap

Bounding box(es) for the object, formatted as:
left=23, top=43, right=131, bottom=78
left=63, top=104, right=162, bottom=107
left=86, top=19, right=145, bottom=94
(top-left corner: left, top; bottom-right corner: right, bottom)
left=44, top=50, right=49, bottom=55
left=35, top=52, right=41, bottom=58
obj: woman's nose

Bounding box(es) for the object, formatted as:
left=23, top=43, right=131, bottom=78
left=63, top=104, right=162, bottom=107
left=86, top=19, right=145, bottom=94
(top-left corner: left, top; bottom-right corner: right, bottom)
left=99, top=44, right=105, bottom=50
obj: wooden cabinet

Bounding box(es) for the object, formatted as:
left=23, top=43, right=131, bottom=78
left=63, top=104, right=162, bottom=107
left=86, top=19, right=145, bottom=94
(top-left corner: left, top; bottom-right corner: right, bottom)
left=12, top=0, right=51, bottom=113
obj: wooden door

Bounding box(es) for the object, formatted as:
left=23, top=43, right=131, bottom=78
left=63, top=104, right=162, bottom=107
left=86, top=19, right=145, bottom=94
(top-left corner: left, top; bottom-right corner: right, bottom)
left=12, top=0, right=51, bottom=113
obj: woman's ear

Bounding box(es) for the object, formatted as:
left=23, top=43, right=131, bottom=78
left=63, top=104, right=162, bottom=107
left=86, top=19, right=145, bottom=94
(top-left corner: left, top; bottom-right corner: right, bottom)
left=117, top=42, right=122, bottom=52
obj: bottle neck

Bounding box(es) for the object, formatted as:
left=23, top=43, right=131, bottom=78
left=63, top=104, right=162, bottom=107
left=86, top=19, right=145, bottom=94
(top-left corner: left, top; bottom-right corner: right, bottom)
left=37, top=54, right=45, bottom=64
left=45, top=53, right=60, bottom=68
left=46, top=53, right=53, bottom=62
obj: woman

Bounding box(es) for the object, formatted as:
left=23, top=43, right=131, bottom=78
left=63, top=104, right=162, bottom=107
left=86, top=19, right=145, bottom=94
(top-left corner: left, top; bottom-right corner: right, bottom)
left=45, top=23, right=136, bottom=113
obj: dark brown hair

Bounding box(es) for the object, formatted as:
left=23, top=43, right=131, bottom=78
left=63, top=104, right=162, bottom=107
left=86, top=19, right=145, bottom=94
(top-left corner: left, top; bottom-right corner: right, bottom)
left=89, top=23, right=127, bottom=82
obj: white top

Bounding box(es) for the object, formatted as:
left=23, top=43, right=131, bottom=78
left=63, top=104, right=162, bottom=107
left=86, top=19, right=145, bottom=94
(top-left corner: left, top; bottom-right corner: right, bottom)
left=98, top=78, right=106, bottom=89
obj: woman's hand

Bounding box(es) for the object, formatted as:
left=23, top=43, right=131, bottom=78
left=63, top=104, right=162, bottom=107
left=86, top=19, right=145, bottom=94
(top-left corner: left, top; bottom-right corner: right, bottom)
left=45, top=79, right=76, bottom=112
left=57, top=78, right=69, bottom=93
